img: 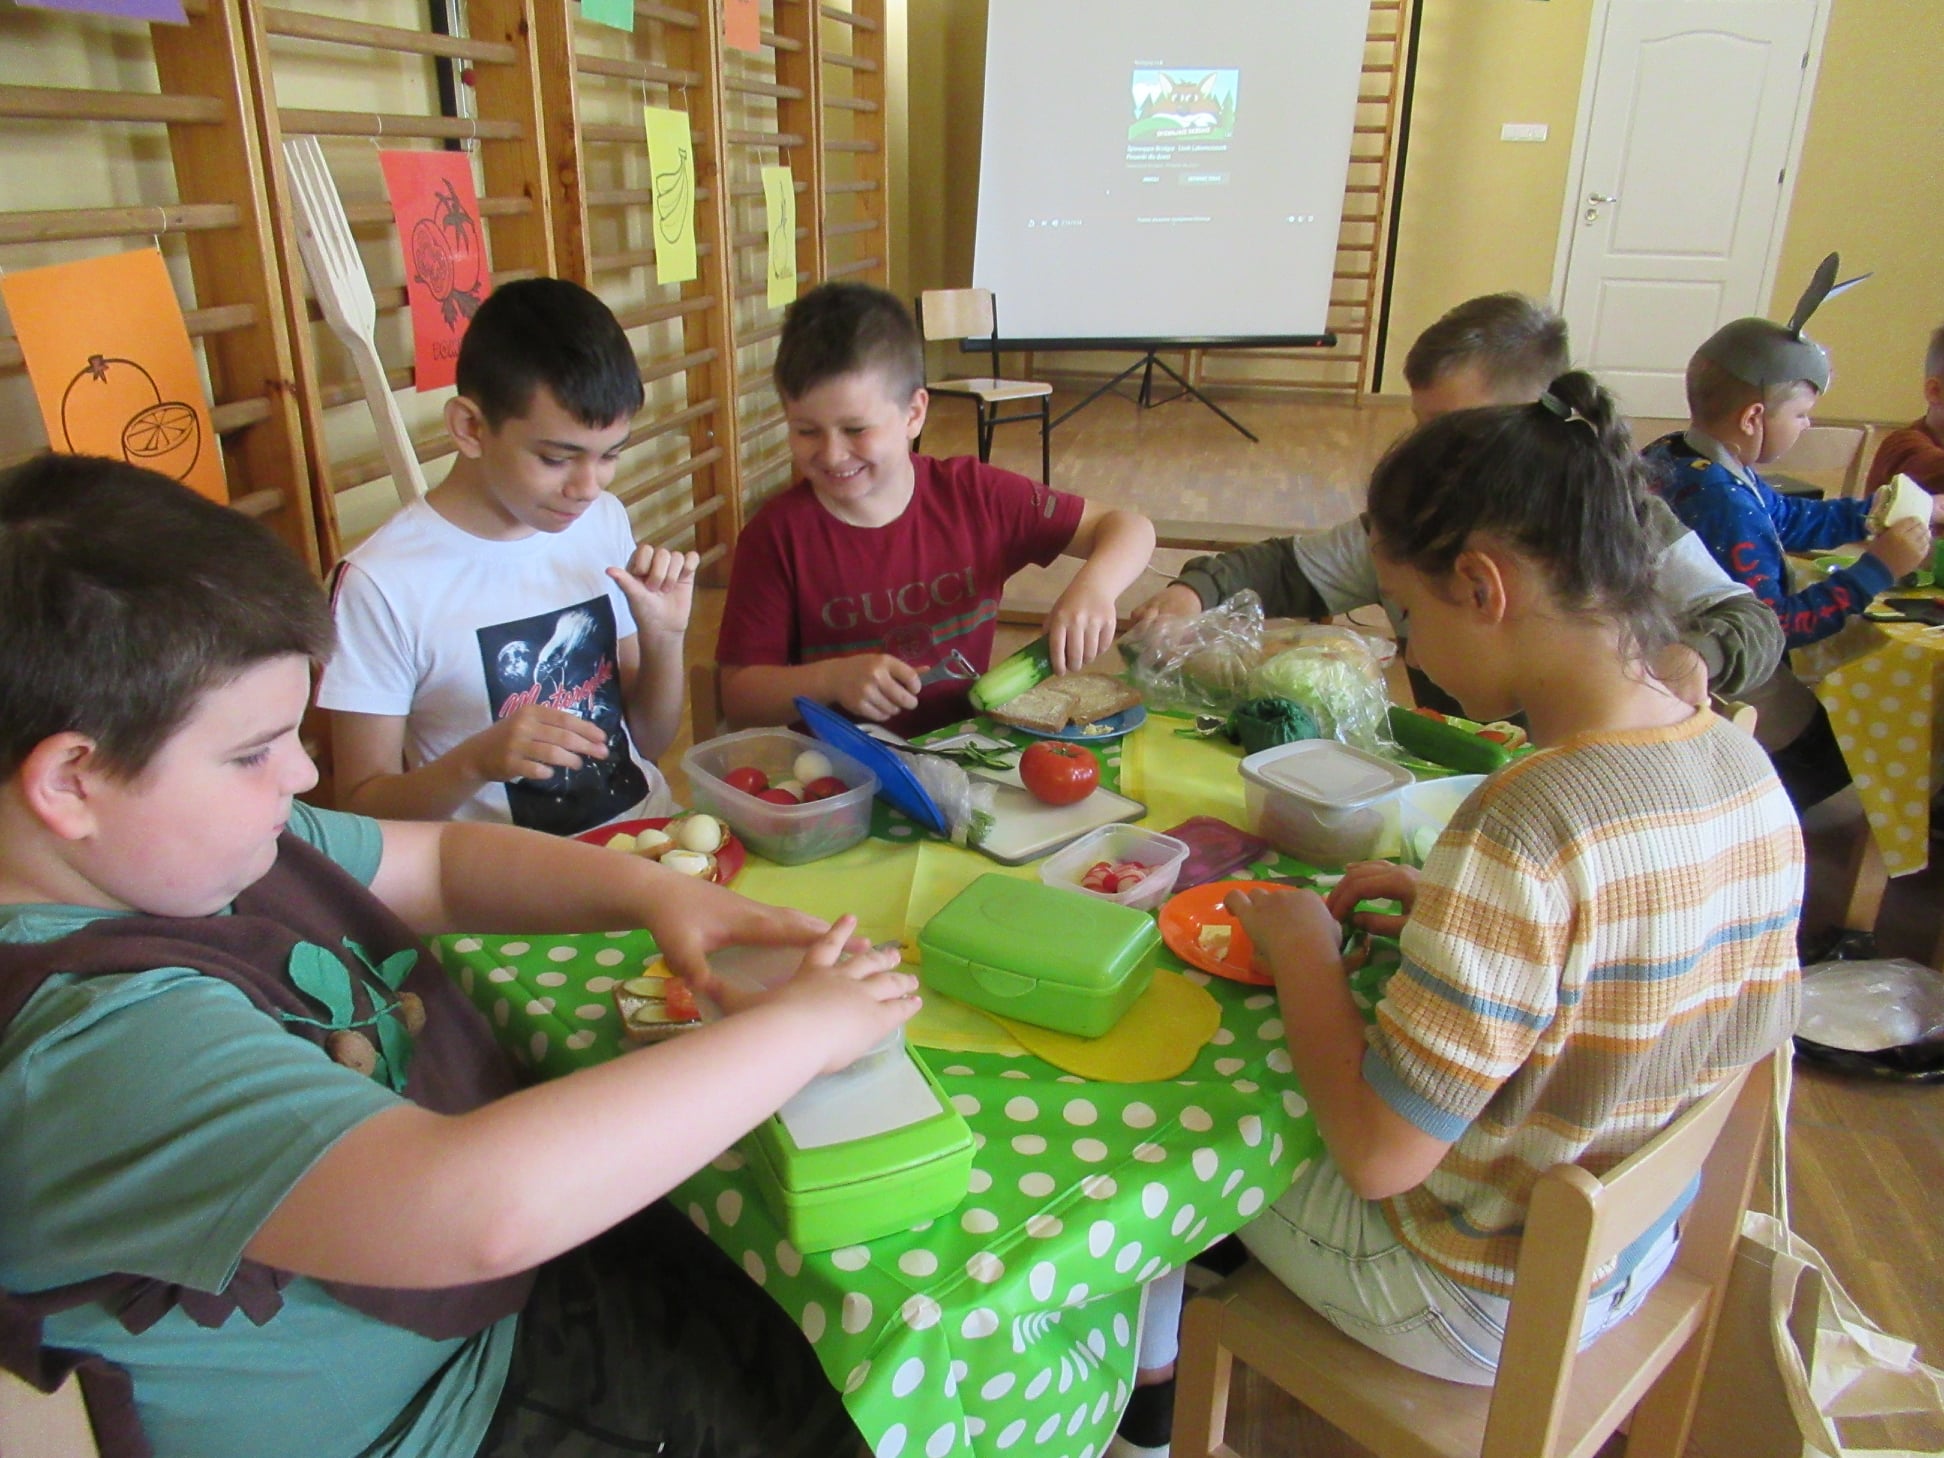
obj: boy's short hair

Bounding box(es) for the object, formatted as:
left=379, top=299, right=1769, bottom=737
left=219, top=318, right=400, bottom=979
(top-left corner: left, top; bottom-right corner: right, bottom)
left=772, top=282, right=925, bottom=404
left=455, top=277, right=645, bottom=429
left=0, top=454, right=334, bottom=781
left=1925, top=322, right=1944, bottom=382
left=1683, top=352, right=1815, bottom=426
left=1401, top=293, right=1570, bottom=399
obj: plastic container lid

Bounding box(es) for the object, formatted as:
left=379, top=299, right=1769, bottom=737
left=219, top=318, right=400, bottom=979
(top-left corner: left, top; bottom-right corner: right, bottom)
left=794, top=696, right=949, bottom=834
left=1239, top=738, right=1413, bottom=807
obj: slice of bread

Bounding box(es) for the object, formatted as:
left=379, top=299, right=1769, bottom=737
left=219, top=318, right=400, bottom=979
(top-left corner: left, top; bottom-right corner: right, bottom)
left=988, top=673, right=1141, bottom=732
left=986, top=677, right=1075, bottom=733
left=1869, top=473, right=1931, bottom=534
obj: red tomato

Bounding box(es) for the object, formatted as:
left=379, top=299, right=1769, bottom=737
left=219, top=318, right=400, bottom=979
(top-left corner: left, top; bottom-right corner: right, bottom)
left=1019, top=742, right=1099, bottom=806
left=802, top=776, right=850, bottom=801
left=662, top=978, right=700, bottom=1023
left=755, top=787, right=800, bottom=806
left=723, top=765, right=769, bottom=795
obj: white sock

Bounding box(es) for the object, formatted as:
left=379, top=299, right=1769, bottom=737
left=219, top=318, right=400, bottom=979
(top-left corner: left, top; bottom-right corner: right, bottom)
left=1136, top=1265, right=1185, bottom=1375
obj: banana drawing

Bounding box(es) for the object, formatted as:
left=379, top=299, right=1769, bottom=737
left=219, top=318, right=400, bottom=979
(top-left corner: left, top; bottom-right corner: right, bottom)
left=653, top=147, right=691, bottom=245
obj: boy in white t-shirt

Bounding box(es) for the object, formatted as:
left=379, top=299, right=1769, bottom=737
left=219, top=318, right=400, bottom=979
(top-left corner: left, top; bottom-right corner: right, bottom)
left=318, top=279, right=692, bottom=835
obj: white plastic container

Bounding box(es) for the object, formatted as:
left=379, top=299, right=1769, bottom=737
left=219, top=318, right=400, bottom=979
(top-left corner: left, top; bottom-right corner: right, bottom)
left=1039, top=824, right=1191, bottom=912
left=683, top=727, right=878, bottom=865
left=1394, top=773, right=1487, bottom=866
left=1238, top=739, right=1414, bottom=868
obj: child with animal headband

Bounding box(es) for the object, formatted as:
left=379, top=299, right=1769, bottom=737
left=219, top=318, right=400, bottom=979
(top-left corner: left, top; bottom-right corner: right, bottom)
left=1223, top=372, right=1803, bottom=1382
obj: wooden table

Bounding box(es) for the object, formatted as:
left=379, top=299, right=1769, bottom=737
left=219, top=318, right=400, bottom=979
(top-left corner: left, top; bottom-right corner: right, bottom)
left=437, top=720, right=1395, bottom=1458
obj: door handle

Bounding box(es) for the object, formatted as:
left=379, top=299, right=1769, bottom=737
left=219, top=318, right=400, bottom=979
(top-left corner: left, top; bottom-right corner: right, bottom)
left=1583, top=192, right=1619, bottom=223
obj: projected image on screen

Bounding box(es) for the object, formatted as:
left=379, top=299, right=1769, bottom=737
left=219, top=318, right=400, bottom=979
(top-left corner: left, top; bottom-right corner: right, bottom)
left=974, top=0, right=1373, bottom=344
left=1128, top=70, right=1239, bottom=149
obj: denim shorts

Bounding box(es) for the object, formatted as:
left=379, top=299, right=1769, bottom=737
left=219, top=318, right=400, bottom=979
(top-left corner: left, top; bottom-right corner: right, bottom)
left=1238, top=1156, right=1679, bottom=1386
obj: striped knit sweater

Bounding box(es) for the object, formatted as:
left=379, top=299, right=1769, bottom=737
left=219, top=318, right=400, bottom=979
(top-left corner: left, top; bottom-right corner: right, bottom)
left=1365, top=709, right=1803, bottom=1296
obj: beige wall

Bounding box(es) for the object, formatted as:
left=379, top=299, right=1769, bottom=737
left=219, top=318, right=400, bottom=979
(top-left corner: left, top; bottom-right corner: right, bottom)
left=899, top=0, right=1943, bottom=423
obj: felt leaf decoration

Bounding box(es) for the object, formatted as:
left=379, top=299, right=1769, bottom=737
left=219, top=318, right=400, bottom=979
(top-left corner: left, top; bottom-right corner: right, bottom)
left=373, top=1009, right=415, bottom=1094
left=377, top=949, right=419, bottom=992
left=287, top=942, right=356, bottom=1026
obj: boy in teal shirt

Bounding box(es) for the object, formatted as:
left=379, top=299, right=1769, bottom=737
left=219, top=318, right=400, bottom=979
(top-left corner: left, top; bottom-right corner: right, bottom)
left=0, top=455, right=910, bottom=1455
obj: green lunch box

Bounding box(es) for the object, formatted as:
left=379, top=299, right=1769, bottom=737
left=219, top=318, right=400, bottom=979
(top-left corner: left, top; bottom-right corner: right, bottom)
left=917, top=874, right=1161, bottom=1038
left=743, top=1040, right=973, bottom=1253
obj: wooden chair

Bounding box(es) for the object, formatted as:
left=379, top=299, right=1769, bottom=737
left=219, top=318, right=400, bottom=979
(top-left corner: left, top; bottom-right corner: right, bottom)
left=1173, top=1050, right=1779, bottom=1458
left=915, top=289, right=1053, bottom=483
left=1767, top=423, right=1870, bottom=500
left=0, top=1370, right=100, bottom=1458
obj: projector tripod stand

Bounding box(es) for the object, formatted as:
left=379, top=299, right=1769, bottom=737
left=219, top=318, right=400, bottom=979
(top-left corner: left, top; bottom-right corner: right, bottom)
left=1050, top=349, right=1258, bottom=443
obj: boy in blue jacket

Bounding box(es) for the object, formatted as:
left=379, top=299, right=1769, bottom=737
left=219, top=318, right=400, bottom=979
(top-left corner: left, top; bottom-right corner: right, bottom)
left=1645, top=287, right=1939, bottom=808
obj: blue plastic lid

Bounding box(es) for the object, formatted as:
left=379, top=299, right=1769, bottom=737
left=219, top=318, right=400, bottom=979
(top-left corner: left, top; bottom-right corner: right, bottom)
left=793, top=697, right=949, bottom=835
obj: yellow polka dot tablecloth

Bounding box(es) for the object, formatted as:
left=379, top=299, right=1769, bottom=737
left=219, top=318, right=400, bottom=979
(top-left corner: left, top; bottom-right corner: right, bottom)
left=1812, top=615, right=1944, bottom=877
left=437, top=719, right=1391, bottom=1458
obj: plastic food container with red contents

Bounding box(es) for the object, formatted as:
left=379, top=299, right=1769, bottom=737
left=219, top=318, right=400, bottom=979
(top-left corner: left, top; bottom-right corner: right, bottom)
left=1038, top=823, right=1190, bottom=912
left=682, top=727, right=878, bottom=865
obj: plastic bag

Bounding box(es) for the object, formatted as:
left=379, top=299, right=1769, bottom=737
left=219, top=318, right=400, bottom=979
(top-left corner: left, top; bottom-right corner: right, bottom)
left=1797, top=959, right=1944, bottom=1051
left=1117, top=589, right=1269, bottom=717
left=1248, top=624, right=1396, bottom=754
left=1795, top=959, right=1944, bottom=1081
left=899, top=743, right=998, bottom=847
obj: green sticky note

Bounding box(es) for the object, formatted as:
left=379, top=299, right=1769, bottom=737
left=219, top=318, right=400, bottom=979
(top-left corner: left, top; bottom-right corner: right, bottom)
left=583, top=0, right=633, bottom=31
left=642, top=107, right=698, bottom=284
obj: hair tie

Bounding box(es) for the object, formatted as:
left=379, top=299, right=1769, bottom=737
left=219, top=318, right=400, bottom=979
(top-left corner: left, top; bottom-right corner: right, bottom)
left=1537, top=390, right=1598, bottom=434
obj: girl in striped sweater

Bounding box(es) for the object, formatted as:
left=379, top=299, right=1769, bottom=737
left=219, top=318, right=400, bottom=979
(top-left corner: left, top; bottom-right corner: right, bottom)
left=1226, top=370, right=1803, bottom=1383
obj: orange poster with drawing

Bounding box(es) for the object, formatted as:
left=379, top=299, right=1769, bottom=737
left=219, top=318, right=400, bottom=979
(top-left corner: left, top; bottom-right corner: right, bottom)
left=724, top=0, right=760, bottom=52
left=379, top=149, right=491, bottom=392
left=0, top=249, right=224, bottom=502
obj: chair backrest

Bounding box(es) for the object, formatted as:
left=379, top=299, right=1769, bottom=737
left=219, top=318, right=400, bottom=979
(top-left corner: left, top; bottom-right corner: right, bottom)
left=689, top=660, right=726, bottom=746
left=917, top=289, right=1003, bottom=380
left=1781, top=423, right=1870, bottom=497
left=917, top=288, right=997, bottom=342
left=1483, top=1050, right=1778, bottom=1456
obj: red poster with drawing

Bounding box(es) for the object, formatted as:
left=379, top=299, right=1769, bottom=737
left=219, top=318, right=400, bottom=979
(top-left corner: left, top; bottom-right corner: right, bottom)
left=378, top=149, right=490, bottom=391
left=0, top=249, right=225, bottom=501
left=724, top=0, right=760, bottom=52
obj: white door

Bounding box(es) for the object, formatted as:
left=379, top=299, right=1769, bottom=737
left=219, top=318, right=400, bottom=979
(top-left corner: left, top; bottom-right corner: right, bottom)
left=1554, top=1, right=1824, bottom=418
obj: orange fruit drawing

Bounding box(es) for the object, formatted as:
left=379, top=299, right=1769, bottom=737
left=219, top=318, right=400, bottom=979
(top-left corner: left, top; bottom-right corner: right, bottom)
left=60, top=354, right=160, bottom=456
left=411, top=217, right=454, bottom=302
left=121, top=400, right=203, bottom=481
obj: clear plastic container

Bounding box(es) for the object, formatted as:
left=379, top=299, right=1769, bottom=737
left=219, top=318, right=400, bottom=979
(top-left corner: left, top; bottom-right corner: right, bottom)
left=1039, top=823, right=1191, bottom=911
left=1393, top=773, right=1486, bottom=866
left=1238, top=739, right=1414, bottom=868
left=682, top=727, right=878, bottom=865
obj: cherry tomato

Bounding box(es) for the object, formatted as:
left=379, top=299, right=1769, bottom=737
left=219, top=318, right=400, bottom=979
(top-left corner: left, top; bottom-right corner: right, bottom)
left=1019, top=741, right=1099, bottom=806
left=755, top=787, right=800, bottom=806
left=723, top=765, right=769, bottom=795
left=802, top=775, right=851, bottom=801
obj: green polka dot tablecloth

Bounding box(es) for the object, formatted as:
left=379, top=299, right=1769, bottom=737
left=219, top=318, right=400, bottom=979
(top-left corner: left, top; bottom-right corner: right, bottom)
left=439, top=927, right=1393, bottom=1458
left=436, top=719, right=1398, bottom=1458
left=1809, top=612, right=1944, bottom=877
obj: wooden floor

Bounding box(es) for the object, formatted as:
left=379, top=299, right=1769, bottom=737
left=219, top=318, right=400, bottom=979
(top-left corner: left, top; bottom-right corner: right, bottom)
left=675, top=385, right=1944, bottom=1454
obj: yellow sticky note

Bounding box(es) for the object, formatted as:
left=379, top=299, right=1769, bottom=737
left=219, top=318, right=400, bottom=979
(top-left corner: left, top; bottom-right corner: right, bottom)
left=1, top=249, right=225, bottom=502
left=762, top=164, right=797, bottom=308
left=641, top=106, right=698, bottom=285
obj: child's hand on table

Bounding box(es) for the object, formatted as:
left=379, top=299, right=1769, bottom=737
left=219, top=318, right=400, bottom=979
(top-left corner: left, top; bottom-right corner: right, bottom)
left=608, top=545, right=701, bottom=633
left=768, top=915, right=922, bottom=1073
left=646, top=881, right=830, bottom=1006
left=826, top=653, right=924, bottom=721
left=1224, top=885, right=1342, bottom=980
left=1325, top=861, right=1419, bottom=939
left=1043, top=584, right=1121, bottom=673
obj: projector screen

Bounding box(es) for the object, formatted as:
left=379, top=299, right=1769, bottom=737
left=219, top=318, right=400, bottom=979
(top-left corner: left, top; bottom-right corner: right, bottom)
left=972, top=0, right=1373, bottom=346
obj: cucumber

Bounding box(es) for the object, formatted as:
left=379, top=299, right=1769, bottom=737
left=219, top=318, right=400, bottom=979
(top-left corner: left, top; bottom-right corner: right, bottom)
left=1388, top=705, right=1511, bottom=775
left=969, top=634, right=1055, bottom=711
